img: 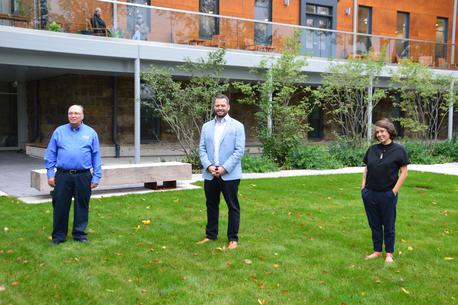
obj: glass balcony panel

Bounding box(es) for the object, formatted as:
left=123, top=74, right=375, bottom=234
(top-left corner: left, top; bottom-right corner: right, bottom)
left=0, top=0, right=455, bottom=69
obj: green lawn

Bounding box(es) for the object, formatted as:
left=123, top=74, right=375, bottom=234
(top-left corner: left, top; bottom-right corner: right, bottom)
left=0, top=172, right=456, bottom=305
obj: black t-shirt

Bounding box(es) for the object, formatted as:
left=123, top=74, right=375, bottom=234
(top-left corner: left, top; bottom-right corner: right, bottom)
left=363, top=142, right=410, bottom=191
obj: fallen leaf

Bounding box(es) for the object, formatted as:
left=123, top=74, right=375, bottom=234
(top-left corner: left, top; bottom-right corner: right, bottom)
left=444, top=257, right=454, bottom=260
left=319, top=280, right=325, bottom=285
left=11, top=281, right=19, bottom=286
left=257, top=299, right=267, bottom=305
left=6, top=250, right=13, bottom=254
left=161, top=246, right=166, bottom=249
left=192, top=253, right=198, bottom=256
left=401, top=287, right=410, bottom=295
left=250, top=184, right=256, bottom=187
left=407, top=246, right=413, bottom=251
left=181, top=275, right=187, bottom=281
left=281, top=290, right=288, bottom=295
left=257, top=281, right=265, bottom=289
left=226, top=261, right=231, bottom=267
left=250, top=275, right=257, bottom=282
left=3, top=227, right=8, bottom=232
left=0, top=285, right=5, bottom=292
left=244, top=259, right=253, bottom=265
left=216, top=247, right=226, bottom=252
left=273, top=264, right=280, bottom=269
left=398, top=251, right=403, bottom=256
left=141, top=288, right=147, bottom=293
left=373, top=277, right=381, bottom=283
left=142, top=220, right=151, bottom=225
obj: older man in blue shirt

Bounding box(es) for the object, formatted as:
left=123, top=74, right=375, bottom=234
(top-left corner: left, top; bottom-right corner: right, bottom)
left=45, top=105, right=102, bottom=244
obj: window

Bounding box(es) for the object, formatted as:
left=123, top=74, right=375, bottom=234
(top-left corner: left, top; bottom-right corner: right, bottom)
left=140, top=83, right=160, bottom=143
left=127, top=0, right=152, bottom=39
left=435, top=18, right=448, bottom=65
left=199, top=0, right=219, bottom=39
left=395, top=12, right=410, bottom=59
left=357, top=6, right=372, bottom=55
left=0, top=82, right=18, bottom=147
left=254, top=0, right=272, bottom=45
left=304, top=4, right=333, bottom=57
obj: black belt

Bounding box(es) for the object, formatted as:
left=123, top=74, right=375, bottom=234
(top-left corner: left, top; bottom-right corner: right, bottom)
left=57, top=168, right=90, bottom=174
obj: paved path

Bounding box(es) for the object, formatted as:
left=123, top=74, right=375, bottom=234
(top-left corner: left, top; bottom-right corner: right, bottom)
left=1, top=151, right=457, bottom=204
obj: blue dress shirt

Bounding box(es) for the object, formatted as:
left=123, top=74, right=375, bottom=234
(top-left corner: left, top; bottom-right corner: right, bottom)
left=45, top=123, right=102, bottom=184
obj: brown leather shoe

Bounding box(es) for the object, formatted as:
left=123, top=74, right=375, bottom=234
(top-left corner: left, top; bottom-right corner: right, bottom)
left=196, top=238, right=212, bottom=245
left=365, top=251, right=382, bottom=260
left=228, top=241, right=238, bottom=250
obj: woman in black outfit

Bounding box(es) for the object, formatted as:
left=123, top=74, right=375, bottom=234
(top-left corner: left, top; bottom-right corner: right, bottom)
left=361, top=118, right=409, bottom=264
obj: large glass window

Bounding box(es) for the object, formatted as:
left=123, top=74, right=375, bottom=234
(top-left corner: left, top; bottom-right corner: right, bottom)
left=357, top=6, right=372, bottom=55
left=0, top=82, right=17, bottom=148
left=435, top=18, right=448, bottom=65
left=254, top=0, right=272, bottom=45
left=199, top=0, right=219, bottom=39
left=395, top=12, right=410, bottom=59
left=127, top=0, right=152, bottom=40
left=140, top=83, right=160, bottom=143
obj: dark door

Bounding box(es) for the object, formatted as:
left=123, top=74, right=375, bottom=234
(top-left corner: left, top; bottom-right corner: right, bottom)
left=304, top=4, right=333, bottom=57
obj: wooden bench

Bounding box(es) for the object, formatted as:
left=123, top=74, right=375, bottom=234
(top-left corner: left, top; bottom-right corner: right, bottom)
left=31, top=162, right=192, bottom=193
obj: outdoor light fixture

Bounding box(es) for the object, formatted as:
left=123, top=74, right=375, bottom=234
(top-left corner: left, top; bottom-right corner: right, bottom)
left=345, top=7, right=351, bottom=15
left=284, top=0, right=289, bottom=6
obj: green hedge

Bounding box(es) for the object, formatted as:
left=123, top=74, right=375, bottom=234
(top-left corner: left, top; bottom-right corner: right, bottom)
left=242, top=140, right=458, bottom=172
left=242, top=154, right=279, bottom=173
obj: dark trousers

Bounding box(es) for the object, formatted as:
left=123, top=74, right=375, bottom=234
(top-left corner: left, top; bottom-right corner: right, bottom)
left=52, top=170, right=92, bottom=242
left=204, top=178, right=240, bottom=242
left=362, top=188, right=398, bottom=253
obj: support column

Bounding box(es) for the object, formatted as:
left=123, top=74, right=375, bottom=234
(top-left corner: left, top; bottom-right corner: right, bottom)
left=17, top=82, right=28, bottom=150
left=352, top=0, right=358, bottom=56
left=448, top=79, right=455, bottom=140
left=267, top=69, right=273, bottom=137
left=367, top=76, right=373, bottom=143
left=134, top=55, right=141, bottom=163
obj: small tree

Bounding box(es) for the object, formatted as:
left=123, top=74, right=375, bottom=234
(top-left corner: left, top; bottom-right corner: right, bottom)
left=141, top=49, right=229, bottom=168
left=391, top=60, right=456, bottom=141
left=315, top=52, right=386, bottom=145
left=235, top=32, right=314, bottom=165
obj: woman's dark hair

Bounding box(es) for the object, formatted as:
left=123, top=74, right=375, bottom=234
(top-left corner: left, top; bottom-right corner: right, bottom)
left=374, top=118, right=397, bottom=139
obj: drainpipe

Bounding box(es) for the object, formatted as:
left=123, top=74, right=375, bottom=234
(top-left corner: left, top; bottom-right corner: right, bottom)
left=448, top=79, right=455, bottom=140
left=134, top=50, right=141, bottom=163
left=112, top=76, right=120, bottom=158
left=367, top=76, right=373, bottom=144
left=452, top=0, right=457, bottom=65
left=352, top=0, right=358, bottom=56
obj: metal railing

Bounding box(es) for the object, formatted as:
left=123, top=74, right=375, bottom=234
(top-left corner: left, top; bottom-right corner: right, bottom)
left=2, top=0, right=456, bottom=69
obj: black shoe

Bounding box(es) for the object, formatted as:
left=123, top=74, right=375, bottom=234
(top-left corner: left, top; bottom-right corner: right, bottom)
left=52, top=239, right=66, bottom=245
left=73, top=238, right=89, bottom=243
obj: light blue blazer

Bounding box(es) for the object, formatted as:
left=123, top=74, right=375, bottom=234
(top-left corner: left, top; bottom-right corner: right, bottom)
left=199, top=115, right=245, bottom=181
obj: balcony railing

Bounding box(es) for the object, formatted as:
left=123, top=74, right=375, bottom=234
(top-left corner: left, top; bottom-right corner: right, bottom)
left=2, top=0, right=457, bottom=70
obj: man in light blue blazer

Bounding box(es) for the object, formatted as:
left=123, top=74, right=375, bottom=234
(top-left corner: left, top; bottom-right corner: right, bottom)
left=197, top=94, right=245, bottom=250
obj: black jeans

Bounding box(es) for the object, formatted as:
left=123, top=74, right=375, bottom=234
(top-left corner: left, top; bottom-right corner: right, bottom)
left=362, top=187, right=398, bottom=253
left=204, top=178, right=240, bottom=242
left=52, top=170, right=92, bottom=242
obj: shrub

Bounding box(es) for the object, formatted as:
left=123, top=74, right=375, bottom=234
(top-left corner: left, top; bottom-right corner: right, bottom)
left=328, top=141, right=367, bottom=167
left=402, top=141, right=447, bottom=164
left=242, top=154, right=279, bottom=173
left=286, top=144, right=342, bottom=169
left=432, top=139, right=458, bottom=162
